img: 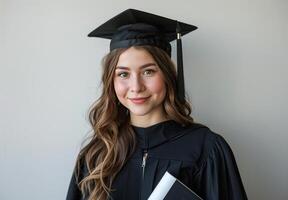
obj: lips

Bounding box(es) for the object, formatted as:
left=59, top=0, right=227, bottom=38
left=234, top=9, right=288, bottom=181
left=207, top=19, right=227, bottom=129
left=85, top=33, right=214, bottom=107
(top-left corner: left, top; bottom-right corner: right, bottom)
left=129, top=96, right=150, bottom=104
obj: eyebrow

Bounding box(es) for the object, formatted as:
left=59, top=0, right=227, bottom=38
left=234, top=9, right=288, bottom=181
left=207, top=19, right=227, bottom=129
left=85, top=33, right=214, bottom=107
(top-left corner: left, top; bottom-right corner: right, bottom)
left=116, top=63, right=157, bottom=70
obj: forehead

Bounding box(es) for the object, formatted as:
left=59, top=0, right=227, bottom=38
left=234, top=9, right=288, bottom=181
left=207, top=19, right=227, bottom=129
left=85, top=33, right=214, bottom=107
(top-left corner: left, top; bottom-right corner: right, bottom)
left=116, top=47, right=157, bottom=69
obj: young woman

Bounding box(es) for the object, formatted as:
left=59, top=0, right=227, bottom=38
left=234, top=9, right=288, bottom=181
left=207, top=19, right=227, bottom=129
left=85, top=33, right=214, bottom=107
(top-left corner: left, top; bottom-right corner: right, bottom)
left=66, top=9, right=248, bottom=200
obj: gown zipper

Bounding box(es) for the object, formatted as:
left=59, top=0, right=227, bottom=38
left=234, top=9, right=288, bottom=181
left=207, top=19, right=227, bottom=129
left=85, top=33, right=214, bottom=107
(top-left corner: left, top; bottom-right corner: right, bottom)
left=140, top=149, right=148, bottom=200
left=142, top=149, right=148, bottom=178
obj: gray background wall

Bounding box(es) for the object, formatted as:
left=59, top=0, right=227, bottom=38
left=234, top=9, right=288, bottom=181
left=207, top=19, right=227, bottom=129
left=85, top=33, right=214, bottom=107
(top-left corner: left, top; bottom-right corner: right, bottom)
left=0, top=0, right=287, bottom=199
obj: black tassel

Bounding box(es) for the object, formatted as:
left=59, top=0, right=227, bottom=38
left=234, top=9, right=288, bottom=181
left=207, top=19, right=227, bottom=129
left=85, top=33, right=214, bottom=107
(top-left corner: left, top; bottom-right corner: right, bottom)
left=176, top=21, right=185, bottom=103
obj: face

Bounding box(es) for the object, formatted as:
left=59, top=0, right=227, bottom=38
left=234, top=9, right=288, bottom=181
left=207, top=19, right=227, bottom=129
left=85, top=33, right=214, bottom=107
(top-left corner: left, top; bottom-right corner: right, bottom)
left=113, top=47, right=167, bottom=123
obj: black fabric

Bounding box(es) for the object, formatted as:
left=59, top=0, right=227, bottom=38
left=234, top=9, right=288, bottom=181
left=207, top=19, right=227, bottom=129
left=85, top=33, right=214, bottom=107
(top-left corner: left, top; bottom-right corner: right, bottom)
left=87, top=8, right=197, bottom=56
left=66, top=120, right=248, bottom=200
left=87, top=9, right=197, bottom=42
left=109, top=23, right=172, bottom=55
left=164, top=178, right=202, bottom=200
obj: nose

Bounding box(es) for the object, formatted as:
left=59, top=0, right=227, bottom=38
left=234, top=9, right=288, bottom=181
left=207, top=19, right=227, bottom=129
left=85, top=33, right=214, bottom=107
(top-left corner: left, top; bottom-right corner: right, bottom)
left=130, top=74, right=145, bottom=93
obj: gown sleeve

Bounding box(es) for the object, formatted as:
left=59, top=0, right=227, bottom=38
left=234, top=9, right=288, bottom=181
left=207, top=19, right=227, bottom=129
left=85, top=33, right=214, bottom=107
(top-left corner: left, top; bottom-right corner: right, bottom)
left=195, top=134, right=248, bottom=200
left=66, top=170, right=83, bottom=200
left=66, top=159, right=87, bottom=200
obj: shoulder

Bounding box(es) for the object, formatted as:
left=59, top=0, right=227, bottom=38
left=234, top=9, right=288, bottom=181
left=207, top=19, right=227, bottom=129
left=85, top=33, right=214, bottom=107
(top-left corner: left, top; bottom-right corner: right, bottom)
left=157, top=123, right=217, bottom=161
left=183, top=123, right=238, bottom=169
left=184, top=124, right=248, bottom=199
left=183, top=122, right=227, bottom=145
left=176, top=123, right=232, bottom=162
left=177, top=122, right=221, bottom=148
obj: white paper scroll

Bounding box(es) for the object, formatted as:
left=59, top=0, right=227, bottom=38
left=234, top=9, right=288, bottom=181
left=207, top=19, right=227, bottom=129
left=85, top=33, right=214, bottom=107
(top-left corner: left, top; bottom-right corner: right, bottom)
left=148, top=172, right=176, bottom=200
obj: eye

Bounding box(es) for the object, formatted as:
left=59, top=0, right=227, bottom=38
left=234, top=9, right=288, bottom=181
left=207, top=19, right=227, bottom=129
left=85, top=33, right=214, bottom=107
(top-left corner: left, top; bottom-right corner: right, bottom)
left=143, top=69, right=155, bottom=76
left=117, top=72, right=129, bottom=78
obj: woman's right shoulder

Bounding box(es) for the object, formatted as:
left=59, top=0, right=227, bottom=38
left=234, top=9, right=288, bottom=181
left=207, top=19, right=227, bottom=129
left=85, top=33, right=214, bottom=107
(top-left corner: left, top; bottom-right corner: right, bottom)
left=66, top=157, right=87, bottom=200
left=76, top=156, right=89, bottom=180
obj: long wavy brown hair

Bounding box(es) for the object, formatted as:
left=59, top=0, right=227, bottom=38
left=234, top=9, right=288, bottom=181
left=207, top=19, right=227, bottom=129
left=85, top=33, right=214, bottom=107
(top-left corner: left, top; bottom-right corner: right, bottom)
left=74, top=45, right=194, bottom=200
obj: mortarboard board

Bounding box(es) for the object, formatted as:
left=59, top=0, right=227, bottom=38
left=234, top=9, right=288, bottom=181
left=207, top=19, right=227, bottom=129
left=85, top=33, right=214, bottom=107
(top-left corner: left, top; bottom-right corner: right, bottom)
left=88, top=8, right=197, bottom=102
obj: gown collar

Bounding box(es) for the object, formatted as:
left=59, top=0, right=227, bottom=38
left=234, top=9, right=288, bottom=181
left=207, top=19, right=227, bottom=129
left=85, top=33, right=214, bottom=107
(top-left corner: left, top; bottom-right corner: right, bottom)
left=132, top=120, right=187, bottom=150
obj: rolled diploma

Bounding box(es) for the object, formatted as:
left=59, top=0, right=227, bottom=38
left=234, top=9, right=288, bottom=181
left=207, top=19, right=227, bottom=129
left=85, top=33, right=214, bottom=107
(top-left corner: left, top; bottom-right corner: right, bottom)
left=148, top=172, right=176, bottom=200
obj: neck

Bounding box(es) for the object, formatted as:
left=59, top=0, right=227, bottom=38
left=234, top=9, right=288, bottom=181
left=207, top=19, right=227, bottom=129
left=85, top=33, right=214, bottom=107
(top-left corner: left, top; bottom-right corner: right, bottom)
left=130, top=111, right=168, bottom=128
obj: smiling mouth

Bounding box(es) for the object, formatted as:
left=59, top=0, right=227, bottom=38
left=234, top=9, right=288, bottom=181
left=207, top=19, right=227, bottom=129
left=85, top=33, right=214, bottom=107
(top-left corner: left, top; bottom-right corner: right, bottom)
left=129, top=96, right=150, bottom=104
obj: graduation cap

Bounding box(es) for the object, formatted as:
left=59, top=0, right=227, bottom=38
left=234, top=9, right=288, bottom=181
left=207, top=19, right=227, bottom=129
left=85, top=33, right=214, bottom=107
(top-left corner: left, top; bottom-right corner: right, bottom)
left=88, top=8, right=197, bottom=102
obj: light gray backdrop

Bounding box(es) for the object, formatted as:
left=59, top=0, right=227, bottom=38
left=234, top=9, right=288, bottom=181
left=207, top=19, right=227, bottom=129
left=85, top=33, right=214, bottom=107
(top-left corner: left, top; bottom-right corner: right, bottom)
left=0, top=0, right=287, bottom=199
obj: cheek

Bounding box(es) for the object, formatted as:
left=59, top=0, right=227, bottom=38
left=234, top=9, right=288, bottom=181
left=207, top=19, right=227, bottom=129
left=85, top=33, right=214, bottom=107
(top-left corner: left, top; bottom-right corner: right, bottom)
left=147, top=76, right=166, bottom=94
left=114, top=80, right=128, bottom=98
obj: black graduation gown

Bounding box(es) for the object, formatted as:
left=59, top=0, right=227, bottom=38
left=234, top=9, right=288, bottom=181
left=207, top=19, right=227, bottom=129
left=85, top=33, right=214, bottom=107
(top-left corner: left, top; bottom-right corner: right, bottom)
left=66, top=120, right=248, bottom=200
